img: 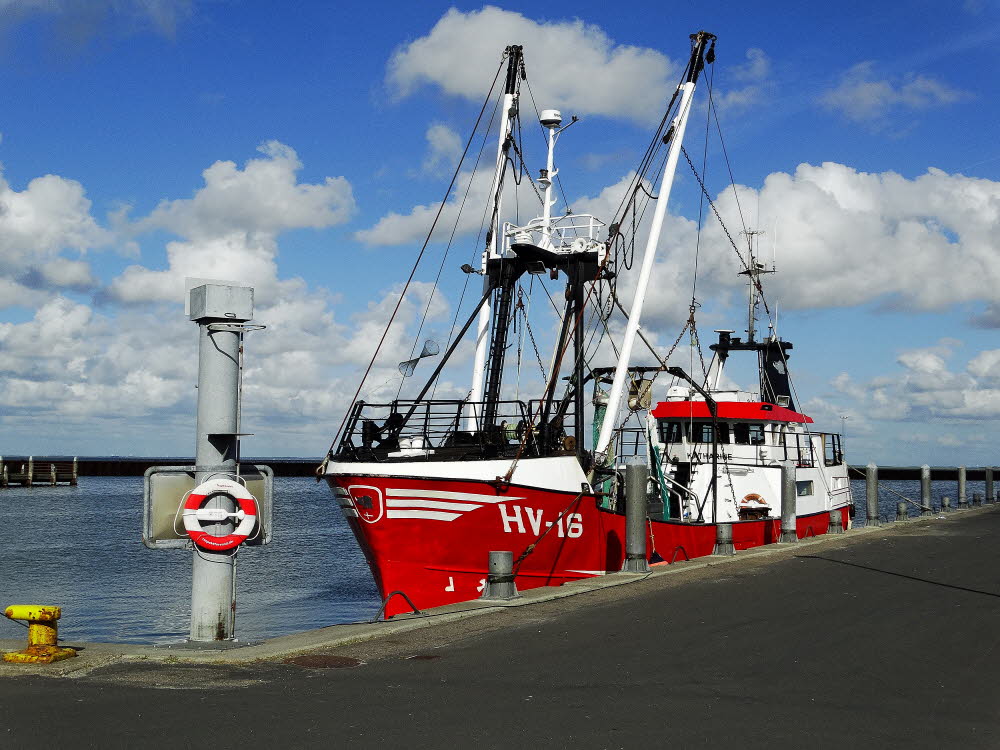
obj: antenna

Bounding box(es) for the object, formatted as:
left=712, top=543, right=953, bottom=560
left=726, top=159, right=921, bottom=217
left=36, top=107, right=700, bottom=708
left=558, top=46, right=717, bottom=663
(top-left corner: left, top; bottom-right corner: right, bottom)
left=738, top=228, right=772, bottom=343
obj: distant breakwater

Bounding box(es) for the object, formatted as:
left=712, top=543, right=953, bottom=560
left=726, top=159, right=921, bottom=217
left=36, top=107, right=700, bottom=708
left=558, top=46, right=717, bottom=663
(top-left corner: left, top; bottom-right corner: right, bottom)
left=2, top=458, right=992, bottom=480
left=5, top=457, right=323, bottom=477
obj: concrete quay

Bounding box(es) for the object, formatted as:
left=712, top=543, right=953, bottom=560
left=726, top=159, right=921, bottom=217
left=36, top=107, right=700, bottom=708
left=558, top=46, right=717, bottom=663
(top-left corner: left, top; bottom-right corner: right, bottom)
left=3, top=505, right=1000, bottom=748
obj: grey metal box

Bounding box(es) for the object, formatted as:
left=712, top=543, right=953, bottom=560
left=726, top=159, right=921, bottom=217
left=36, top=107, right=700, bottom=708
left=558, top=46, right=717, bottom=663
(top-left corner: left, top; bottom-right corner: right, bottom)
left=189, top=284, right=254, bottom=322
left=142, top=464, right=274, bottom=549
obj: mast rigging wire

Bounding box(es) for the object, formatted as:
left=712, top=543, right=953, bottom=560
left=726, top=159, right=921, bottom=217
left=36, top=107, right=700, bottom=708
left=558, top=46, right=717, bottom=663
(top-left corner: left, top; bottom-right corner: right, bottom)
left=322, top=58, right=507, bottom=460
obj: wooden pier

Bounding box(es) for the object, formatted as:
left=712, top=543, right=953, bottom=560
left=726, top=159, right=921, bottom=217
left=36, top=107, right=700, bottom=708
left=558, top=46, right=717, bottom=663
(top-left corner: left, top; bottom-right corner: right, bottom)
left=0, top=457, right=78, bottom=487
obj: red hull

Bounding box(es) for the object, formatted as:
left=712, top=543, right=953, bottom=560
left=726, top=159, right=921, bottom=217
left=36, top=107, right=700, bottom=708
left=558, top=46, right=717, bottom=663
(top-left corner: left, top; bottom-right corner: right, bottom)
left=328, top=474, right=850, bottom=617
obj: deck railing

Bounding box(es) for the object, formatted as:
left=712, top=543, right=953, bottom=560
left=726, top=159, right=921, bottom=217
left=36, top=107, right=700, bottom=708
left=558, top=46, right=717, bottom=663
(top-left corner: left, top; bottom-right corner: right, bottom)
left=335, top=399, right=577, bottom=462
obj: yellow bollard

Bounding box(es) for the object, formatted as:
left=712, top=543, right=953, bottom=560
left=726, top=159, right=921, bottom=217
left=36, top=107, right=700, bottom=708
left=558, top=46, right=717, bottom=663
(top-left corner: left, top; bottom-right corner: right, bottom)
left=3, top=605, right=76, bottom=664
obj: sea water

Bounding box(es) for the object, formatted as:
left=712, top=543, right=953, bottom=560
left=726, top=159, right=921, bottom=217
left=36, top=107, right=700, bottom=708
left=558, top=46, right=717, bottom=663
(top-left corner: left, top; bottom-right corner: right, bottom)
left=0, top=476, right=379, bottom=644
left=0, top=476, right=984, bottom=644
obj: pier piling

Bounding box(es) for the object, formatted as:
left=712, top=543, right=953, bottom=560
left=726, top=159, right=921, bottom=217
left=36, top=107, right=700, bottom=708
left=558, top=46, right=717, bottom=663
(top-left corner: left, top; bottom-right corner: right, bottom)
left=958, top=466, right=968, bottom=508
left=986, top=467, right=994, bottom=504
left=780, top=462, right=797, bottom=543
left=896, top=502, right=908, bottom=521
left=622, top=462, right=650, bottom=573
left=942, top=496, right=952, bottom=511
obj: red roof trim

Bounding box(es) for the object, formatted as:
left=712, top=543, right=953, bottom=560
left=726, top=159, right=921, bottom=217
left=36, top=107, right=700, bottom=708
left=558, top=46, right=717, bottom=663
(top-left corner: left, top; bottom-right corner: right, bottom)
left=650, top=401, right=814, bottom=424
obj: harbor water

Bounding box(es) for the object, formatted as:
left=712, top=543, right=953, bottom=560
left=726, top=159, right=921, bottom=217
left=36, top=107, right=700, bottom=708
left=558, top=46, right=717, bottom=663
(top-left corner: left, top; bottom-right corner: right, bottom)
left=0, top=476, right=379, bottom=644
left=0, top=475, right=986, bottom=644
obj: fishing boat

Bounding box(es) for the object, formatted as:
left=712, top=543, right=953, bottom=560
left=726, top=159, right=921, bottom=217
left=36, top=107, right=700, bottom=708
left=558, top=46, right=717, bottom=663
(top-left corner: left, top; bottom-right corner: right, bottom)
left=320, top=31, right=853, bottom=617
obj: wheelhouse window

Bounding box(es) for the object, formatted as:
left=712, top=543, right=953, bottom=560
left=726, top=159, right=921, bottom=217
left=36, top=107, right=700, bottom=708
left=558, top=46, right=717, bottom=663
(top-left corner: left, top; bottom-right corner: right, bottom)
left=658, top=421, right=685, bottom=444
left=796, top=480, right=814, bottom=497
left=657, top=421, right=729, bottom=444
left=733, top=423, right=765, bottom=445
left=692, top=422, right=729, bottom=444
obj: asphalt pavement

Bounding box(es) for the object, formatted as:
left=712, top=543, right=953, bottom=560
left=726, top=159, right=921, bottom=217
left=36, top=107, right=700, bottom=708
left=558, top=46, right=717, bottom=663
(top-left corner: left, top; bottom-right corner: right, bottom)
left=2, top=506, right=1000, bottom=749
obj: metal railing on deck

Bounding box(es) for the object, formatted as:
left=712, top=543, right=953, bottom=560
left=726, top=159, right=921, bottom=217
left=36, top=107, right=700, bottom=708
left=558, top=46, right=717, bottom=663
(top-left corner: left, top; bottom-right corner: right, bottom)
left=334, top=399, right=576, bottom=462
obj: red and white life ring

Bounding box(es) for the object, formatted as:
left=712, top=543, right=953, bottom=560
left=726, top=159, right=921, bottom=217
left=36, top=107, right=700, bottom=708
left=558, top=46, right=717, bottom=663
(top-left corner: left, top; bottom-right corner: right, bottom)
left=182, top=477, right=258, bottom=551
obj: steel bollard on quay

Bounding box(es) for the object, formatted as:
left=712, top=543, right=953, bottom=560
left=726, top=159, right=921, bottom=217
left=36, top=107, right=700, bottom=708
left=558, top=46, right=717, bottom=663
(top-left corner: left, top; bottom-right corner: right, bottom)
left=622, top=462, right=651, bottom=573
left=779, top=462, right=798, bottom=543
left=828, top=508, right=844, bottom=534
left=713, top=522, right=735, bottom=556
left=2, top=605, right=76, bottom=664
left=865, top=463, right=882, bottom=527
left=920, top=464, right=933, bottom=515
left=480, top=551, right=518, bottom=601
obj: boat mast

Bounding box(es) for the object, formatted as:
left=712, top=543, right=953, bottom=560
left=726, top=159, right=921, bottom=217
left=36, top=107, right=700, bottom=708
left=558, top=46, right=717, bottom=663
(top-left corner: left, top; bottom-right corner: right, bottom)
left=594, top=31, right=715, bottom=461
left=468, top=45, right=523, bottom=429
left=739, top=229, right=772, bottom=344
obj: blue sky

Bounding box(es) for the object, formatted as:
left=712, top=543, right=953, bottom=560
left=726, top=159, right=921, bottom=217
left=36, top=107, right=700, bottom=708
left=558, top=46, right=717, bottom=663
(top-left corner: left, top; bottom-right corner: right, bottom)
left=2, top=0, right=1000, bottom=465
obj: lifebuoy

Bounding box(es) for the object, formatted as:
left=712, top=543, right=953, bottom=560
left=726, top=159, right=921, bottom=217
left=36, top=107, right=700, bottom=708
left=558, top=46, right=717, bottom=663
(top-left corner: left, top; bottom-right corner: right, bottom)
left=740, top=492, right=769, bottom=507
left=182, top=477, right=258, bottom=551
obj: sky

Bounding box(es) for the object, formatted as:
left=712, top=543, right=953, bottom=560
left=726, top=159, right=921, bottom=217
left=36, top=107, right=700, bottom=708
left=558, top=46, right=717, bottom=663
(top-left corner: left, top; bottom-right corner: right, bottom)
left=1, top=0, right=1000, bottom=465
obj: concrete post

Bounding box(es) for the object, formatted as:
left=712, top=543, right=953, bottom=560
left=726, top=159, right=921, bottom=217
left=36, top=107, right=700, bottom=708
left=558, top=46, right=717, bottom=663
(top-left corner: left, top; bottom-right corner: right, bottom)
left=622, top=462, right=650, bottom=573
left=780, top=462, right=797, bottom=543
left=896, top=501, right=908, bottom=521
left=986, top=468, right=994, bottom=504
left=942, top=496, right=952, bottom=511
left=958, top=466, right=968, bottom=508
left=480, top=551, right=518, bottom=600
left=189, top=284, right=253, bottom=643
left=828, top=508, right=844, bottom=534
left=865, top=462, right=881, bottom=527
left=713, top=522, right=734, bottom=556
left=973, top=492, right=983, bottom=507
left=920, top=464, right=933, bottom=515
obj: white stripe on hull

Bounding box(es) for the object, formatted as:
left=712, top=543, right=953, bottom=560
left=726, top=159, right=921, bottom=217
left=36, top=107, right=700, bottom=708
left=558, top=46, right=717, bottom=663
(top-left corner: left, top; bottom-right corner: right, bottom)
left=385, top=498, right=484, bottom=511
left=385, top=509, right=462, bottom=521
left=385, top=488, right=523, bottom=503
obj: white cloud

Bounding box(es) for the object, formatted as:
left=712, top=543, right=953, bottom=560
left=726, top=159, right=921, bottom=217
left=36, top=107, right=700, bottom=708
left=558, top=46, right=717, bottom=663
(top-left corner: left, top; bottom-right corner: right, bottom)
left=819, top=61, right=968, bottom=124
left=967, top=349, right=1000, bottom=380
left=387, top=7, right=677, bottom=125
left=0, top=169, right=107, bottom=300
left=712, top=48, right=772, bottom=113
left=137, top=141, right=354, bottom=240
left=0, top=171, right=108, bottom=267
left=698, top=162, right=1000, bottom=312
left=357, top=164, right=519, bottom=247
left=827, top=339, right=1000, bottom=425
left=110, top=141, right=355, bottom=303
left=422, top=124, right=463, bottom=175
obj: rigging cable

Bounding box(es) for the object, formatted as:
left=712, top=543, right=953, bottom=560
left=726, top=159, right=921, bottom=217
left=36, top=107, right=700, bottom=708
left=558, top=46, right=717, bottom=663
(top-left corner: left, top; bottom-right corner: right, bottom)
left=501, top=55, right=706, bottom=482
left=323, top=57, right=507, bottom=460
left=427, top=92, right=508, bottom=403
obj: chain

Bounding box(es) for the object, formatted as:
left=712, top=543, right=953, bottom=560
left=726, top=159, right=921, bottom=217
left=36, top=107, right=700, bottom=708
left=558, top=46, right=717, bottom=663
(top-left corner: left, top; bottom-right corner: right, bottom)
left=517, top=287, right=546, bottom=380
left=681, top=146, right=749, bottom=273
